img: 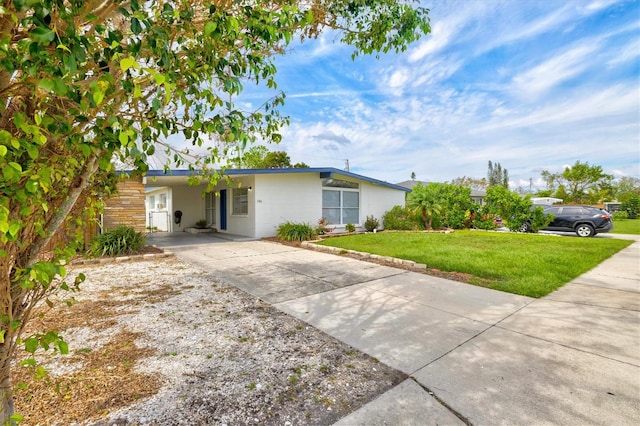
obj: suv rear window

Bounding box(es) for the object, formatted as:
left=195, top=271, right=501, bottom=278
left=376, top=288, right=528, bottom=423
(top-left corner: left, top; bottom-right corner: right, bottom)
left=561, top=207, right=584, bottom=215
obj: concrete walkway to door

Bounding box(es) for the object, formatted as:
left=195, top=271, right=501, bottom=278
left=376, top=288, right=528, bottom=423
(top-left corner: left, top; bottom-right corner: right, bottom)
left=149, top=232, right=640, bottom=425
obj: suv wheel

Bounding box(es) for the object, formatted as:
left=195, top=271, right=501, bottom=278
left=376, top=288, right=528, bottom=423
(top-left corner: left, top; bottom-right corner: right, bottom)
left=575, top=224, right=595, bottom=237
left=519, top=222, right=531, bottom=233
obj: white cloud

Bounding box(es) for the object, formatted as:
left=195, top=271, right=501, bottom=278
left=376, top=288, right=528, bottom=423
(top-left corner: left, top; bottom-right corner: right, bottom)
left=388, top=68, right=410, bottom=89
left=582, top=0, right=621, bottom=13
left=510, top=43, right=599, bottom=98
left=607, top=38, right=640, bottom=67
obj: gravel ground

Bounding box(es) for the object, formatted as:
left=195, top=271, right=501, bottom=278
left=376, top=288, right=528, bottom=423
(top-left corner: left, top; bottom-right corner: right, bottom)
left=13, top=257, right=405, bottom=425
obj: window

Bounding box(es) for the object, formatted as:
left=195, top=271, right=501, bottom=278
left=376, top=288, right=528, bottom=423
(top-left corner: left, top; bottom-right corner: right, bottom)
left=232, top=188, right=248, bottom=215
left=205, top=192, right=216, bottom=225
left=322, top=179, right=360, bottom=225
left=158, top=193, right=167, bottom=210
left=148, top=195, right=156, bottom=211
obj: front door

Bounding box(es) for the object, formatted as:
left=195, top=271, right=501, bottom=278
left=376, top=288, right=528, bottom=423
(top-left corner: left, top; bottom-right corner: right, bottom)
left=220, top=189, right=227, bottom=230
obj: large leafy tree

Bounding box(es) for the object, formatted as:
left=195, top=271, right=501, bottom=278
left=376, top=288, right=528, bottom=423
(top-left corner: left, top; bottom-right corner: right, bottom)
left=612, top=176, right=640, bottom=203
left=483, top=186, right=550, bottom=233
left=541, top=161, right=613, bottom=204
left=233, top=146, right=307, bottom=168
left=438, top=183, right=474, bottom=229
left=0, top=0, right=430, bottom=421
left=449, top=175, right=487, bottom=190
left=263, top=150, right=291, bottom=168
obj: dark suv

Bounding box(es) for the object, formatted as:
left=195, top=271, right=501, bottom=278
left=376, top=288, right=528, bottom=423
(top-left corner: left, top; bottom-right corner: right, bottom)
left=521, top=205, right=613, bottom=237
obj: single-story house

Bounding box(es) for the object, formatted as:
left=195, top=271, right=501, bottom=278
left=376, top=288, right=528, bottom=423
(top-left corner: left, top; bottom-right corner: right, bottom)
left=142, top=168, right=409, bottom=238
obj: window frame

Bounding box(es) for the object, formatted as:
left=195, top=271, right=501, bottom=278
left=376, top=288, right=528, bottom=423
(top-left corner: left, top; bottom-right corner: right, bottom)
left=322, top=186, right=360, bottom=225
left=205, top=192, right=217, bottom=226
left=232, top=187, right=249, bottom=216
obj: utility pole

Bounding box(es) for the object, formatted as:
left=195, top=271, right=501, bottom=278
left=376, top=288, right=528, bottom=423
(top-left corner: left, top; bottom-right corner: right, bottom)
left=529, top=178, right=533, bottom=193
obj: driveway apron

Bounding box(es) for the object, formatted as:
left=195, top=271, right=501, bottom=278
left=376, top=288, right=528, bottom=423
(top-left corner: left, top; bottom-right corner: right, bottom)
left=150, top=233, right=640, bottom=425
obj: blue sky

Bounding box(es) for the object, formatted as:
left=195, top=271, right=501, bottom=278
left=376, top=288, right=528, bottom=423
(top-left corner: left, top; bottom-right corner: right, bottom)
left=239, top=0, right=639, bottom=189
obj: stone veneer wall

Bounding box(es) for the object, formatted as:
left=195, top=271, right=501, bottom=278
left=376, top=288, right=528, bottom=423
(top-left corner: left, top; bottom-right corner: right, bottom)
left=103, top=177, right=146, bottom=232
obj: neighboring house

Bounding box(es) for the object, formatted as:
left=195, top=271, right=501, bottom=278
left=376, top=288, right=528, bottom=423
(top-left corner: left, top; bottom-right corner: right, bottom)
left=395, top=180, right=487, bottom=205
left=140, top=167, right=409, bottom=238
left=604, top=202, right=621, bottom=212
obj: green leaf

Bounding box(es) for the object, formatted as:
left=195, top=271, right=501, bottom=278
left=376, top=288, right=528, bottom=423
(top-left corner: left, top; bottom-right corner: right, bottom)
left=63, top=52, right=78, bottom=73
left=118, top=131, right=129, bottom=145
left=25, top=337, right=38, bottom=354
left=204, top=21, right=217, bottom=36
left=0, top=330, right=4, bottom=343
left=131, top=17, right=142, bottom=34
left=9, top=162, right=21, bottom=173
left=8, top=223, right=20, bottom=237
left=120, top=57, right=137, bottom=72
left=35, top=365, right=48, bottom=380
left=0, top=129, right=10, bottom=143
left=51, top=77, right=68, bottom=95
left=21, top=358, right=36, bottom=367
left=30, top=27, right=55, bottom=44
left=38, top=78, right=55, bottom=92
left=0, top=145, right=6, bottom=157
left=27, top=145, right=38, bottom=159
left=58, top=340, right=69, bottom=355
left=25, top=179, right=38, bottom=193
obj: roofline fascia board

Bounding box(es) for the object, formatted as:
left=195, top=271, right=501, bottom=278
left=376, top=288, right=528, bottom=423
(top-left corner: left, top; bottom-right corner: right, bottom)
left=136, top=168, right=411, bottom=192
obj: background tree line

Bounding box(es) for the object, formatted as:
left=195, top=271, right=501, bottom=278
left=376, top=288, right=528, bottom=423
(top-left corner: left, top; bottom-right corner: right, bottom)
left=391, top=160, right=639, bottom=233
left=447, top=160, right=639, bottom=205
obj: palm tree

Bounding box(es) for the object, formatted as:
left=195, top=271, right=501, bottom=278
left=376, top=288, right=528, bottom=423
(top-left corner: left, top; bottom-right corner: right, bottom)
left=408, top=183, right=444, bottom=230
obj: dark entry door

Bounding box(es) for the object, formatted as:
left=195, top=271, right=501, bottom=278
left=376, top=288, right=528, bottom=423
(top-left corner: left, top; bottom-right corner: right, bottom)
left=220, top=189, right=227, bottom=230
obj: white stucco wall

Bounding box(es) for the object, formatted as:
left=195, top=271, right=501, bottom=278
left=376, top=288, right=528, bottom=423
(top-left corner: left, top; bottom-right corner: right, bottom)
left=219, top=177, right=256, bottom=237
left=252, top=173, right=407, bottom=237
left=360, top=182, right=407, bottom=230
left=253, top=173, right=322, bottom=238
left=170, top=184, right=205, bottom=231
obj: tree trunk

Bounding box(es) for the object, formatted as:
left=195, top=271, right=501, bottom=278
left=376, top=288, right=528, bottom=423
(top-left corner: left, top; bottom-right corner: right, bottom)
left=0, top=366, right=15, bottom=425
left=421, top=209, right=433, bottom=230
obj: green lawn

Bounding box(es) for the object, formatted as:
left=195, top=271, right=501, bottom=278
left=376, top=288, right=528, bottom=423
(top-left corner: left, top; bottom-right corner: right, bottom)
left=317, top=231, right=633, bottom=298
left=611, top=218, right=640, bottom=235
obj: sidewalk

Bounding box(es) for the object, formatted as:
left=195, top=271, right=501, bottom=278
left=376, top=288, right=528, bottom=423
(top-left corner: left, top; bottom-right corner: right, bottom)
left=151, top=233, right=640, bottom=425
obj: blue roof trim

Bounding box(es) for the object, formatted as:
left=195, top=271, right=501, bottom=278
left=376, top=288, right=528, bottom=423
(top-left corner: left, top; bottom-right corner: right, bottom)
left=141, top=168, right=411, bottom=192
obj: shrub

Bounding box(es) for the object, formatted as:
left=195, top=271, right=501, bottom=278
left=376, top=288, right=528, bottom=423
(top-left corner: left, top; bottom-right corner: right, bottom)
left=89, top=225, right=146, bottom=257
left=621, top=195, right=639, bottom=219
left=383, top=205, right=423, bottom=230
left=364, top=215, right=380, bottom=232
left=612, top=210, right=628, bottom=220
left=472, top=212, right=498, bottom=230
left=195, top=219, right=208, bottom=229
left=345, top=223, right=356, bottom=233
left=276, top=222, right=317, bottom=241
left=315, top=218, right=335, bottom=235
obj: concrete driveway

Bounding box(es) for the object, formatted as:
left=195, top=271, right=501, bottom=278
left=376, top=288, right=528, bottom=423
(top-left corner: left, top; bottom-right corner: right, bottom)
left=149, top=232, right=640, bottom=425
